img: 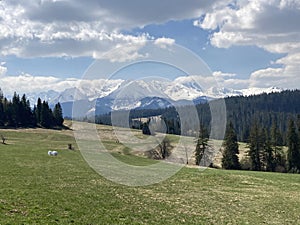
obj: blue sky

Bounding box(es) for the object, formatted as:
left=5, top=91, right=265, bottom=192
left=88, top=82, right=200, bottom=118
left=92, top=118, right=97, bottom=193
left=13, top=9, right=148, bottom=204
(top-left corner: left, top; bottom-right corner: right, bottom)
left=0, top=0, right=299, bottom=94
left=130, top=20, right=284, bottom=79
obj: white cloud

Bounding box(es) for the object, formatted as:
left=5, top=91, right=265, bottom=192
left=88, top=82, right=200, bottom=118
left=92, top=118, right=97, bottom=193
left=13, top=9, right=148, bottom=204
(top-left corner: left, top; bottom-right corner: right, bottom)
left=248, top=52, right=300, bottom=89
left=2, top=0, right=298, bottom=90
left=0, top=73, right=124, bottom=99
left=194, top=0, right=300, bottom=89
left=222, top=79, right=249, bottom=90
left=22, top=0, right=226, bottom=29
left=213, top=71, right=236, bottom=79
left=0, top=62, right=7, bottom=77
left=154, top=37, right=175, bottom=49
left=195, top=0, right=300, bottom=52
left=249, top=68, right=285, bottom=88
left=0, top=74, right=62, bottom=94
left=0, top=0, right=226, bottom=59
left=95, top=35, right=149, bottom=62
left=212, top=71, right=249, bottom=90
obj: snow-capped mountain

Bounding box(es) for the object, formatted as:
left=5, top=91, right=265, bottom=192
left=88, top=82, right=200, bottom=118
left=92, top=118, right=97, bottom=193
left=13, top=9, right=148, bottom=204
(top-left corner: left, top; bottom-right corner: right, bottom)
left=239, top=86, right=283, bottom=96
left=23, top=79, right=124, bottom=105
left=22, top=76, right=283, bottom=117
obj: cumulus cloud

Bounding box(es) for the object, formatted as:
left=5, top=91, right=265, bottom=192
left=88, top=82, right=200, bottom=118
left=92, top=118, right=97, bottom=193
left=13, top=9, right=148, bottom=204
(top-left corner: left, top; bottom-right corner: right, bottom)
left=154, top=37, right=175, bottom=49
left=213, top=71, right=236, bottom=79
left=194, top=0, right=300, bottom=89
left=95, top=35, right=149, bottom=62
left=2, top=0, right=298, bottom=90
left=195, top=0, right=300, bottom=52
left=0, top=62, right=7, bottom=77
left=248, top=52, right=300, bottom=89
left=212, top=71, right=249, bottom=90
left=23, top=0, right=226, bottom=29
left=0, top=73, right=124, bottom=98
left=0, top=0, right=225, bottom=59
left=0, top=74, right=62, bottom=94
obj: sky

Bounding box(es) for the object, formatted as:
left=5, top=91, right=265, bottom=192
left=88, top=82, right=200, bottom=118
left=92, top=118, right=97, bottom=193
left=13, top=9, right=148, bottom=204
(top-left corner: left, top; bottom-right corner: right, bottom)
left=0, top=0, right=300, bottom=95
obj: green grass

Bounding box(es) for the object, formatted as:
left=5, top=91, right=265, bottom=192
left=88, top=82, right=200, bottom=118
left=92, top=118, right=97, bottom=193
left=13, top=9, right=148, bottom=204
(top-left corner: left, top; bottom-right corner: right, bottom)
left=1, top=127, right=300, bottom=224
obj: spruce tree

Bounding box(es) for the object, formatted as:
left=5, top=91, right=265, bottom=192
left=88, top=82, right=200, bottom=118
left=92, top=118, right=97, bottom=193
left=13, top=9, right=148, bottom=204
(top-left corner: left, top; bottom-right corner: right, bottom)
left=270, top=120, right=285, bottom=171
left=53, top=102, right=64, bottom=126
left=3, top=97, right=12, bottom=126
left=40, top=101, right=53, bottom=128
left=247, top=120, right=263, bottom=171
left=262, top=128, right=275, bottom=171
left=0, top=89, right=65, bottom=128
left=222, top=121, right=240, bottom=170
left=195, top=123, right=209, bottom=166
left=36, top=98, right=42, bottom=125
left=0, top=88, right=4, bottom=126
left=287, top=119, right=300, bottom=173
left=20, top=94, right=32, bottom=126
left=11, top=92, right=21, bottom=126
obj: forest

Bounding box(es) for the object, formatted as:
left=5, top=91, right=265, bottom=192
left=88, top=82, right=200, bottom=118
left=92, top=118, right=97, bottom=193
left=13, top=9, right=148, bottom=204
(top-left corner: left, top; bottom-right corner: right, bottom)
left=208, top=118, right=300, bottom=173
left=0, top=89, right=64, bottom=128
left=95, top=90, right=300, bottom=142
left=95, top=90, right=300, bottom=173
left=105, top=90, right=300, bottom=143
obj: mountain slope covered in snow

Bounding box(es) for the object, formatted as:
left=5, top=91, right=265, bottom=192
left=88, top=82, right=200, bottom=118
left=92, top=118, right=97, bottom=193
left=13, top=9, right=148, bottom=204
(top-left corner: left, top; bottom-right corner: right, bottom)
left=19, top=76, right=283, bottom=117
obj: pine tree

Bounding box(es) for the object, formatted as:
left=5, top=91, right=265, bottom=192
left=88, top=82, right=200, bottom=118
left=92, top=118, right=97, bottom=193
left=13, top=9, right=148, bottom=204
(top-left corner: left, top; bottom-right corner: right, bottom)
left=0, top=88, right=4, bottom=126
left=20, top=94, right=32, bottom=126
left=195, top=124, right=209, bottom=166
left=11, top=92, right=21, bottom=126
left=53, top=102, right=64, bottom=126
left=0, top=89, right=65, bottom=128
left=3, top=97, right=12, bottom=126
left=261, top=128, right=275, bottom=171
left=32, top=105, right=37, bottom=126
left=222, top=121, right=240, bottom=170
left=36, top=98, right=42, bottom=125
left=40, top=101, right=53, bottom=128
left=247, top=120, right=263, bottom=171
left=270, top=120, right=285, bottom=172
left=297, top=114, right=300, bottom=143
left=287, top=119, right=300, bottom=173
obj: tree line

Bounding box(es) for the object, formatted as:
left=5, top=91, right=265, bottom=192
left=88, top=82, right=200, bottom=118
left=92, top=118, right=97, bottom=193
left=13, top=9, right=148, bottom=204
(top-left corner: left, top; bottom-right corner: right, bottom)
left=0, top=89, right=64, bottom=128
left=194, top=116, right=300, bottom=173
left=124, top=90, right=300, bottom=173
left=95, top=90, right=300, bottom=143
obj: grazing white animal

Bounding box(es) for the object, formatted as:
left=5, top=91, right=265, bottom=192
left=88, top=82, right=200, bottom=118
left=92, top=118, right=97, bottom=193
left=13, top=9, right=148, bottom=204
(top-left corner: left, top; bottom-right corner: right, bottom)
left=48, top=150, right=58, bottom=156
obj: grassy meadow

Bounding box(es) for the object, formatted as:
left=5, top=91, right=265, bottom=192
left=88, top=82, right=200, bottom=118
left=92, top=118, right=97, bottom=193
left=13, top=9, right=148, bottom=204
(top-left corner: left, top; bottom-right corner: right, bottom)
left=0, top=124, right=300, bottom=224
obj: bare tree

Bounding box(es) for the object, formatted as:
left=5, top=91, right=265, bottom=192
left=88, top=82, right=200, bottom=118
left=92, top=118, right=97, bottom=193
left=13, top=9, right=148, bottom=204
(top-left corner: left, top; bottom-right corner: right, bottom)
left=158, top=137, right=172, bottom=159
left=147, top=137, right=172, bottom=160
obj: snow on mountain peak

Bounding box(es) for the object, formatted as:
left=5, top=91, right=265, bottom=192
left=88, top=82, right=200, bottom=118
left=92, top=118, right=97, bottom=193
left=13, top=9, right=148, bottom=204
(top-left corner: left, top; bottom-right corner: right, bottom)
left=240, top=86, right=283, bottom=96
left=23, top=76, right=284, bottom=110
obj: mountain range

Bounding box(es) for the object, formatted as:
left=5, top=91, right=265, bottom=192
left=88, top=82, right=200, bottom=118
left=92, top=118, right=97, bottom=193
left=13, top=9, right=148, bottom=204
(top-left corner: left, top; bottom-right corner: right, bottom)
left=19, top=76, right=283, bottom=118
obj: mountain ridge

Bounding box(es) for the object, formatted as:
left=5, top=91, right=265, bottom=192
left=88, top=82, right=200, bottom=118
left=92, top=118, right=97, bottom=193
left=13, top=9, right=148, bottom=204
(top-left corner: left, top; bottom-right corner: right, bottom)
left=8, top=76, right=283, bottom=117
left=23, top=77, right=283, bottom=105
